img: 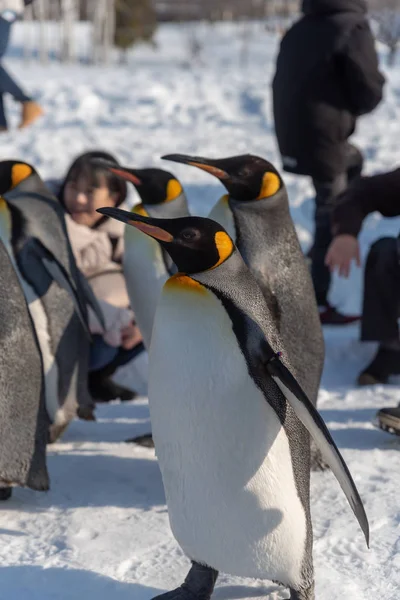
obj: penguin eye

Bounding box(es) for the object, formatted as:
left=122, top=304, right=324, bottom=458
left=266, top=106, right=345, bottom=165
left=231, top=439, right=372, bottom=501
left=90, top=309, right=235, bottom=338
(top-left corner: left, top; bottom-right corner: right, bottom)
left=239, top=166, right=252, bottom=177
left=181, top=228, right=198, bottom=241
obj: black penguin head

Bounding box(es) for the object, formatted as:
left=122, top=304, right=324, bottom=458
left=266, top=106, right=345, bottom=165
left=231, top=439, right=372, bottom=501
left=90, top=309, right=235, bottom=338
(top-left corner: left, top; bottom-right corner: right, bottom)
left=0, top=160, right=35, bottom=195
left=106, top=166, right=183, bottom=206
left=97, top=207, right=234, bottom=274
left=162, top=154, right=282, bottom=202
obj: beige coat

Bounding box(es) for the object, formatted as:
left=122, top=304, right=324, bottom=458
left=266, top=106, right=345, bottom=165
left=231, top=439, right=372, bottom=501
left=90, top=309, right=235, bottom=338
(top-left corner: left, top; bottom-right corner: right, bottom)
left=65, top=207, right=130, bottom=308
left=45, top=176, right=134, bottom=346
left=64, top=205, right=134, bottom=347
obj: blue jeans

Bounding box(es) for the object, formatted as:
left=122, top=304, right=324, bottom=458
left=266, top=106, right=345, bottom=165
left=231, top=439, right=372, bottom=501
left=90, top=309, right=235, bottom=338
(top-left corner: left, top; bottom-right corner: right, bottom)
left=0, top=17, right=31, bottom=128
left=89, top=335, right=146, bottom=372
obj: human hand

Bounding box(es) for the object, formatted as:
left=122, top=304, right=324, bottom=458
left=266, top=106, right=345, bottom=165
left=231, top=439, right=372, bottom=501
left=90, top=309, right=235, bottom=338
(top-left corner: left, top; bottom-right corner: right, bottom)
left=325, top=234, right=360, bottom=278
left=120, top=322, right=143, bottom=350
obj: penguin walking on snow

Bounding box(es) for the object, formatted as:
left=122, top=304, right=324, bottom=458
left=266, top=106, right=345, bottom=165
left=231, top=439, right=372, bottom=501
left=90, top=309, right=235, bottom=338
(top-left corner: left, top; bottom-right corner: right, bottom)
left=104, top=165, right=189, bottom=349
left=99, top=206, right=368, bottom=600
left=0, top=200, right=49, bottom=501
left=0, top=161, right=104, bottom=442
left=164, top=154, right=325, bottom=469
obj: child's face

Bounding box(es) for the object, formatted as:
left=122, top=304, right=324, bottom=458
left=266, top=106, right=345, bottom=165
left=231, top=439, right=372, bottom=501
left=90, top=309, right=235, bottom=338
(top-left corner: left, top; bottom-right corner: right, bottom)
left=64, top=173, right=119, bottom=227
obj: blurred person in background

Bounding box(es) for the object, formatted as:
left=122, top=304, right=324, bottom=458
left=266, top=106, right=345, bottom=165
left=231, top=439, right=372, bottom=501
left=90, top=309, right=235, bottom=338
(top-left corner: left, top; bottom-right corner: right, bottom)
left=48, top=150, right=148, bottom=404
left=0, top=0, right=43, bottom=131
left=326, top=167, right=400, bottom=435
left=272, top=0, right=385, bottom=324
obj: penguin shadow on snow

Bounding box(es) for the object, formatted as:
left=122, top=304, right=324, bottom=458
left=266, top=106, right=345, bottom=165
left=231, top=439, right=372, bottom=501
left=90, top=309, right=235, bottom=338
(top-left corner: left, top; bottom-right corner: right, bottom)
left=213, top=583, right=289, bottom=600
left=1, top=565, right=163, bottom=600
left=4, top=452, right=166, bottom=511
left=1, top=566, right=288, bottom=600
left=0, top=527, right=26, bottom=537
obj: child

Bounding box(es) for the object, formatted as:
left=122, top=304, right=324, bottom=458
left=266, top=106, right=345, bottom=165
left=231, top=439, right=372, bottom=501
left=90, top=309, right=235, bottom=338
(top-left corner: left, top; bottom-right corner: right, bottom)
left=50, top=150, right=148, bottom=402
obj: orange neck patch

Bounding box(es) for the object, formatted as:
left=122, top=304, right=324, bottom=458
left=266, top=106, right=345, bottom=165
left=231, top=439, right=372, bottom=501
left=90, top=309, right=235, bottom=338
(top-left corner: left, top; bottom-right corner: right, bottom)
left=212, top=231, right=234, bottom=269
left=220, top=194, right=229, bottom=205
left=165, top=273, right=207, bottom=294
left=165, top=179, right=182, bottom=203
left=11, top=164, right=32, bottom=189
left=257, top=172, right=280, bottom=199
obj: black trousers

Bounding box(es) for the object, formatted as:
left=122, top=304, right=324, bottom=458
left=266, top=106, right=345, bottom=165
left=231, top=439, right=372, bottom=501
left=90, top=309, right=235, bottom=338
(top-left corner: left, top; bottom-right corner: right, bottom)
left=361, top=237, right=400, bottom=342
left=311, top=143, right=364, bottom=306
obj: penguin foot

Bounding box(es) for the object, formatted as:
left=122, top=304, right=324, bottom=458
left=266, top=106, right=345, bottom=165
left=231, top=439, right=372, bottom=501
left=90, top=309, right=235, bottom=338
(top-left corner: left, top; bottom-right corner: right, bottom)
left=152, top=588, right=197, bottom=600
left=152, top=562, right=218, bottom=600
left=0, top=487, right=12, bottom=501
left=49, top=422, right=70, bottom=444
left=290, top=582, right=315, bottom=600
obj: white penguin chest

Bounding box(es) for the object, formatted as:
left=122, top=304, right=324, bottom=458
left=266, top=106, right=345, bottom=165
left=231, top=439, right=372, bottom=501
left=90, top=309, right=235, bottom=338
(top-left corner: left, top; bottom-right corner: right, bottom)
left=123, top=229, right=169, bottom=349
left=149, top=279, right=307, bottom=586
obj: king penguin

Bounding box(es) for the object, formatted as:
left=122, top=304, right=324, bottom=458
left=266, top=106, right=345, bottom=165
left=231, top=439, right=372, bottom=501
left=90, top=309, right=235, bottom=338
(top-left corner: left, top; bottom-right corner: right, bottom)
left=0, top=198, right=49, bottom=500
left=163, top=154, right=324, bottom=408
left=0, top=160, right=104, bottom=442
left=99, top=206, right=369, bottom=600
left=105, top=165, right=189, bottom=349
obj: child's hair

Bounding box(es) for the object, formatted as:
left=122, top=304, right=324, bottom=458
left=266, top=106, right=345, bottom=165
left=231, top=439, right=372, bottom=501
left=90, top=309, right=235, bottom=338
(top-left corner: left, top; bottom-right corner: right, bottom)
left=59, top=150, right=128, bottom=209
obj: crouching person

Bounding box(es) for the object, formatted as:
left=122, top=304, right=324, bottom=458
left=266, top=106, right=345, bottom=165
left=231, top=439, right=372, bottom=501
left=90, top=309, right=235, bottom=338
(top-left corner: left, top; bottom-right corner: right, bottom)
left=49, top=150, right=148, bottom=401
left=326, top=167, right=400, bottom=434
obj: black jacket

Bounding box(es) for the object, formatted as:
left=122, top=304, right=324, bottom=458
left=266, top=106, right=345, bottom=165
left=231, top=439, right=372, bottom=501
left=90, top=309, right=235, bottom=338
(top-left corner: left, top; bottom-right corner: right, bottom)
left=272, top=0, right=385, bottom=181
left=332, top=167, right=400, bottom=237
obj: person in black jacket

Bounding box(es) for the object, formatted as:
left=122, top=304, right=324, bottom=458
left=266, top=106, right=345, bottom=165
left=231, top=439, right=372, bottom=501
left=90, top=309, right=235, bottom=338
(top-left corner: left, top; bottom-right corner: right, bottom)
left=326, top=167, right=400, bottom=434
left=272, top=0, right=385, bottom=324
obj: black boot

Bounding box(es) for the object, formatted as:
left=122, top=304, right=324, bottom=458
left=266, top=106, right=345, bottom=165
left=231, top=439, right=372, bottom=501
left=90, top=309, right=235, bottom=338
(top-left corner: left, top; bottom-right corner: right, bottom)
left=376, top=406, right=400, bottom=436
left=0, top=487, right=12, bottom=501
left=125, top=433, right=154, bottom=448
left=319, top=303, right=360, bottom=326
left=88, top=359, right=137, bottom=402
left=89, top=372, right=137, bottom=402
left=152, top=562, right=218, bottom=600
left=358, top=346, right=400, bottom=386
left=89, top=342, right=148, bottom=402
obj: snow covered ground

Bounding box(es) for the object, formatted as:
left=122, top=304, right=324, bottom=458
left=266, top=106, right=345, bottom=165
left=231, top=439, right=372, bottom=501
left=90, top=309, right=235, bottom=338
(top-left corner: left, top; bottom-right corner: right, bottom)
left=1, top=22, right=400, bottom=600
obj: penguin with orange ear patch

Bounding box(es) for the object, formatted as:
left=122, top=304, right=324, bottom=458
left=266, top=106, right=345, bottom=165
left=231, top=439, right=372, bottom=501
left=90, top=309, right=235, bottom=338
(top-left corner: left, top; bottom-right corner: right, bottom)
left=98, top=207, right=369, bottom=600
left=163, top=155, right=324, bottom=464
left=0, top=160, right=104, bottom=442
left=0, top=197, right=49, bottom=499
left=103, top=165, right=189, bottom=349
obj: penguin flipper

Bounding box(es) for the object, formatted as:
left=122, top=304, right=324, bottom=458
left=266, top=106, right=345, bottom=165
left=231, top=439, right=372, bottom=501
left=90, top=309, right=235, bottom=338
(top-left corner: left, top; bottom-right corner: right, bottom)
left=265, top=352, right=370, bottom=548
left=33, top=243, right=91, bottom=339
left=76, top=269, right=106, bottom=331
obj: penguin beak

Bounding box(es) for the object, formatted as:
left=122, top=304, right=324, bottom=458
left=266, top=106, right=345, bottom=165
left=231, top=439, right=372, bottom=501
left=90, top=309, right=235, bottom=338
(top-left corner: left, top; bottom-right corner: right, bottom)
left=97, top=207, right=174, bottom=242
left=108, top=167, right=142, bottom=186
left=162, top=154, right=229, bottom=181
left=88, top=159, right=143, bottom=187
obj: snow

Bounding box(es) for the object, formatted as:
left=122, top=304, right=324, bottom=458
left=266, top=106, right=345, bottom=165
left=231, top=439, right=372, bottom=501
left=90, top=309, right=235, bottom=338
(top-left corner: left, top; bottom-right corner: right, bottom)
left=1, top=21, right=400, bottom=600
